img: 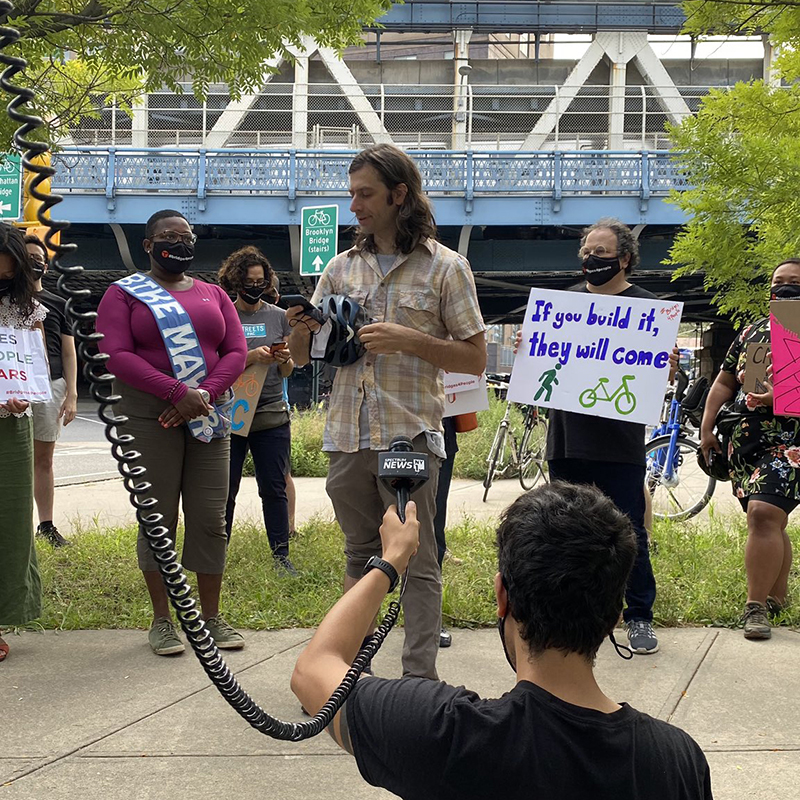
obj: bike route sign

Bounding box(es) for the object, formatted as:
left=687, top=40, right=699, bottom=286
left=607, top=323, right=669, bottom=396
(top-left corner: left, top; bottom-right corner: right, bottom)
left=0, top=153, right=22, bottom=220
left=508, top=288, right=683, bottom=426
left=300, top=205, right=338, bottom=276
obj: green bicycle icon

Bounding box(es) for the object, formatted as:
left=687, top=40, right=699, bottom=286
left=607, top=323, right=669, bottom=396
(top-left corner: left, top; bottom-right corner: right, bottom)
left=579, top=375, right=637, bottom=415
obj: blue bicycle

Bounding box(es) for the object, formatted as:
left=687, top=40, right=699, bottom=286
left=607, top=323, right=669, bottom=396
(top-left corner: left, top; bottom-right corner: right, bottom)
left=645, top=371, right=715, bottom=521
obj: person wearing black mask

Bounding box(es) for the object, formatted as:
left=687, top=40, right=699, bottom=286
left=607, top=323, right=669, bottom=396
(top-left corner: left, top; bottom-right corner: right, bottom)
left=700, top=259, right=800, bottom=641
left=96, top=210, right=247, bottom=656
left=515, top=218, right=676, bottom=656
left=217, top=246, right=296, bottom=575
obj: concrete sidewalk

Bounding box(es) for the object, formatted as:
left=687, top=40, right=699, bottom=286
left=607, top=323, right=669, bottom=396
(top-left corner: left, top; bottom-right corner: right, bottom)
left=2, top=627, right=799, bottom=798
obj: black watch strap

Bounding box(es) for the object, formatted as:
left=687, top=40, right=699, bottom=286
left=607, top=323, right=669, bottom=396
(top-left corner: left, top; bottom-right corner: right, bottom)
left=362, top=556, right=400, bottom=593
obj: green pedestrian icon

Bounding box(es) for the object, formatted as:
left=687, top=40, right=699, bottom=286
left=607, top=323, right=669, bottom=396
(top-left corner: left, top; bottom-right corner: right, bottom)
left=535, top=362, right=562, bottom=402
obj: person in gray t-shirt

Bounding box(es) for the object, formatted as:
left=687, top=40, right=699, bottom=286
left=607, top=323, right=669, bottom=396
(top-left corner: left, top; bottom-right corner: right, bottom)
left=218, top=247, right=296, bottom=575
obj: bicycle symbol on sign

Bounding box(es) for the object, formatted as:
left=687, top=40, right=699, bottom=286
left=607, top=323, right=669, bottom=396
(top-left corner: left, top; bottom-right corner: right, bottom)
left=0, top=157, right=17, bottom=174
left=579, top=375, right=637, bottom=415
left=307, top=209, right=331, bottom=227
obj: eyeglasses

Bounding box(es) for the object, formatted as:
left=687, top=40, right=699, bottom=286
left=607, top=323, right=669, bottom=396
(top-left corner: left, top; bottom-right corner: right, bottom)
left=579, top=245, right=618, bottom=259
left=243, top=281, right=268, bottom=290
left=29, top=256, right=46, bottom=267
left=153, top=230, right=197, bottom=245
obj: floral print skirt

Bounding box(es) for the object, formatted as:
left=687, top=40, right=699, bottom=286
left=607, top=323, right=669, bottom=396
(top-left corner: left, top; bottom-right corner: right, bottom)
left=729, top=414, right=800, bottom=506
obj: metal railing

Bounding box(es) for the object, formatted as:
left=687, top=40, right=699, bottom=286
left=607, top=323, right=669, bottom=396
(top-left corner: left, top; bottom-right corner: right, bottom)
left=64, top=83, right=728, bottom=150
left=50, top=148, right=689, bottom=202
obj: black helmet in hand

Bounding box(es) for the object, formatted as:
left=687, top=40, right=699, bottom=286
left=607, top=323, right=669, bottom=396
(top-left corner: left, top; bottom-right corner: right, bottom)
left=696, top=445, right=731, bottom=482
left=317, top=294, right=369, bottom=367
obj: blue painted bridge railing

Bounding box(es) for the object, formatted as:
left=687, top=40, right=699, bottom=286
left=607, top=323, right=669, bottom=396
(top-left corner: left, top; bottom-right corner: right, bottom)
left=50, top=148, right=691, bottom=226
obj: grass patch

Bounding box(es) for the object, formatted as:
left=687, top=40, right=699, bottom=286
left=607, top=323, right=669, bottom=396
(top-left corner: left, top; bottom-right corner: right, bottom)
left=244, top=393, right=515, bottom=481
left=31, top=511, right=800, bottom=632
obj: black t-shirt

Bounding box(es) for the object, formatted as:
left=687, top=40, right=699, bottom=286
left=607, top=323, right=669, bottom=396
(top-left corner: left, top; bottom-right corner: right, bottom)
left=37, top=288, right=71, bottom=380
left=347, top=677, right=712, bottom=800
left=546, top=283, right=656, bottom=466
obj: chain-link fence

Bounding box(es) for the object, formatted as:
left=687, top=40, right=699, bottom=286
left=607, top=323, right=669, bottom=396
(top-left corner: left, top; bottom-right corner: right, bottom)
left=64, top=84, right=728, bottom=151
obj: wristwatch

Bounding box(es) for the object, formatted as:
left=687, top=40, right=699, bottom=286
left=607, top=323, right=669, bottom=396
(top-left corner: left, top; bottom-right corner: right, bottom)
left=362, top=556, right=400, bottom=593
left=197, top=388, right=211, bottom=404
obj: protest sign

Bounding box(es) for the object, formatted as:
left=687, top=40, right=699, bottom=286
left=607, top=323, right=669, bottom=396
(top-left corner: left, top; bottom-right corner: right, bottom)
left=507, top=289, right=682, bottom=425
left=770, top=301, right=800, bottom=416
left=230, top=363, right=268, bottom=437
left=444, top=374, right=490, bottom=417
left=743, top=341, right=770, bottom=394
left=443, top=371, right=482, bottom=395
left=0, top=325, right=51, bottom=403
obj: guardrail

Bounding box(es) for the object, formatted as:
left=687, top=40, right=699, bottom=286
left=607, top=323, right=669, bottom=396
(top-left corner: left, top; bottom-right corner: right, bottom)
left=51, top=148, right=688, bottom=212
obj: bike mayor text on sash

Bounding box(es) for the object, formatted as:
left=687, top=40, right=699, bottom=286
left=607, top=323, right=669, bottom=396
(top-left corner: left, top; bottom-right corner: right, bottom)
left=508, top=289, right=683, bottom=426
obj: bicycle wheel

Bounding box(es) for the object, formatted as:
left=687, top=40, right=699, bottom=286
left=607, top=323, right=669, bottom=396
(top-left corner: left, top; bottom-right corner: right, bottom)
left=518, top=415, right=548, bottom=490
left=645, top=434, right=716, bottom=521
left=483, top=423, right=508, bottom=502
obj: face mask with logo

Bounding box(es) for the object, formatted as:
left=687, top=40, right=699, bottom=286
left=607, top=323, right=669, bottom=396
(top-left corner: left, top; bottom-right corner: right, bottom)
left=32, top=265, right=44, bottom=280
left=0, top=277, right=12, bottom=296
left=582, top=254, right=622, bottom=287
left=771, top=283, right=800, bottom=300
left=239, top=287, right=265, bottom=305
left=150, top=240, right=194, bottom=274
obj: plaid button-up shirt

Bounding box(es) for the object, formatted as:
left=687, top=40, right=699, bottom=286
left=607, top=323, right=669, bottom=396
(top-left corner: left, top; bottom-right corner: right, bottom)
left=311, top=238, right=486, bottom=453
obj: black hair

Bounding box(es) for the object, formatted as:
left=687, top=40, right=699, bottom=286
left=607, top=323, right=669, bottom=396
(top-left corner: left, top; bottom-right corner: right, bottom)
left=771, top=259, right=800, bottom=281
left=580, top=217, right=640, bottom=275
left=349, top=144, right=437, bottom=255
left=24, top=234, right=48, bottom=261
left=0, top=223, right=37, bottom=319
left=496, top=481, right=637, bottom=661
left=145, top=209, right=189, bottom=241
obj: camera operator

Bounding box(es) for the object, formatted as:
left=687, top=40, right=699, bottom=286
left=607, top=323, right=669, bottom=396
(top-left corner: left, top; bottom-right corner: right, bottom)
left=291, top=482, right=712, bottom=800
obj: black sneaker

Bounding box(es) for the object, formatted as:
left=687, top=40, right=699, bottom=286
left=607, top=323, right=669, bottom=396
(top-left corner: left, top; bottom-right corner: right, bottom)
left=439, top=628, right=452, bottom=648
left=274, top=555, right=298, bottom=577
left=626, top=620, right=659, bottom=654
left=36, top=523, right=70, bottom=547
left=766, top=596, right=786, bottom=618
left=743, top=601, right=771, bottom=640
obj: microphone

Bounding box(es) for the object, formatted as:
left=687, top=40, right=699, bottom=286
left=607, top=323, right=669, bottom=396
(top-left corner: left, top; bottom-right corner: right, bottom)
left=377, top=435, right=430, bottom=522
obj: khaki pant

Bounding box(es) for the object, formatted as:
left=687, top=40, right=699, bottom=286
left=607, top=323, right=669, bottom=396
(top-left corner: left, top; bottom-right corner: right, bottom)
left=326, top=434, right=442, bottom=679
left=117, top=382, right=230, bottom=575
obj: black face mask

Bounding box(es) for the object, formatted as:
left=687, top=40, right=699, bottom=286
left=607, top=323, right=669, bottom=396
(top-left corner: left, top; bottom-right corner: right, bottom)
left=150, top=240, right=194, bottom=274
left=771, top=283, right=800, bottom=300
left=582, top=254, right=622, bottom=287
left=32, top=266, right=44, bottom=280
left=239, top=288, right=265, bottom=305
left=0, top=278, right=12, bottom=296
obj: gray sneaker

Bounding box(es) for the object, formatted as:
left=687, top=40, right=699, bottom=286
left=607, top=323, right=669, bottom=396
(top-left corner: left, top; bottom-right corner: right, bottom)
left=148, top=617, right=184, bottom=656
left=626, top=620, right=659, bottom=654
left=743, top=601, right=771, bottom=640
left=205, top=615, right=245, bottom=650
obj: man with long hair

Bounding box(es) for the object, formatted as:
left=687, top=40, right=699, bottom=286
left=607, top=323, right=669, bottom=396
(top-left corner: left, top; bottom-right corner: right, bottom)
left=291, top=483, right=713, bottom=799
left=287, top=144, right=486, bottom=679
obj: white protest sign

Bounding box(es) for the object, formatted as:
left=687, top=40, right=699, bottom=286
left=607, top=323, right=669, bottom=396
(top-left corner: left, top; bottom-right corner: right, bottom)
left=443, top=370, right=482, bottom=395
left=0, top=325, right=51, bottom=403
left=508, top=289, right=682, bottom=425
left=444, top=374, right=490, bottom=417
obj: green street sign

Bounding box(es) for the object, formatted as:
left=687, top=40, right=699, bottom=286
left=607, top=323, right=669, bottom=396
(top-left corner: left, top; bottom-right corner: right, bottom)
left=0, top=153, right=22, bottom=220
left=300, top=205, right=338, bottom=276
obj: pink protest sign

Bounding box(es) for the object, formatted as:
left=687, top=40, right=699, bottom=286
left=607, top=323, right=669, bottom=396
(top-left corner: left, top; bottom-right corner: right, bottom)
left=770, top=301, right=800, bottom=416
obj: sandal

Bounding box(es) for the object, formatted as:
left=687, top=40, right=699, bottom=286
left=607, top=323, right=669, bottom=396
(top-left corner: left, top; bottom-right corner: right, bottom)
left=0, top=636, right=8, bottom=662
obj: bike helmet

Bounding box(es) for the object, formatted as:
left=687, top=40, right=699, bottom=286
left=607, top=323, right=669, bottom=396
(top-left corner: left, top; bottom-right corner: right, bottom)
left=316, top=293, right=369, bottom=367
left=696, top=446, right=731, bottom=482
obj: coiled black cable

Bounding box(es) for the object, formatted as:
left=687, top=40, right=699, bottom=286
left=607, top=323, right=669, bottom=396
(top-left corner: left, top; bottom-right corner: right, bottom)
left=0, top=1, right=398, bottom=740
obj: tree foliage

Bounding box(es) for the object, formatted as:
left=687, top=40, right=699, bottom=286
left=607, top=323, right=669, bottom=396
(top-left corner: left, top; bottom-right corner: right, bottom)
left=670, top=1, right=800, bottom=322
left=0, top=0, right=391, bottom=145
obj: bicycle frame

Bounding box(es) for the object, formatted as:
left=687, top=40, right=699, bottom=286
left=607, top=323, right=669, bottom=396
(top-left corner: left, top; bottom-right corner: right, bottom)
left=648, top=396, right=683, bottom=483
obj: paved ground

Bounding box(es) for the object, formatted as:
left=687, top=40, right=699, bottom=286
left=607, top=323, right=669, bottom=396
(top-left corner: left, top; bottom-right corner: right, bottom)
left=3, top=627, right=799, bottom=798
left=8, top=405, right=779, bottom=797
